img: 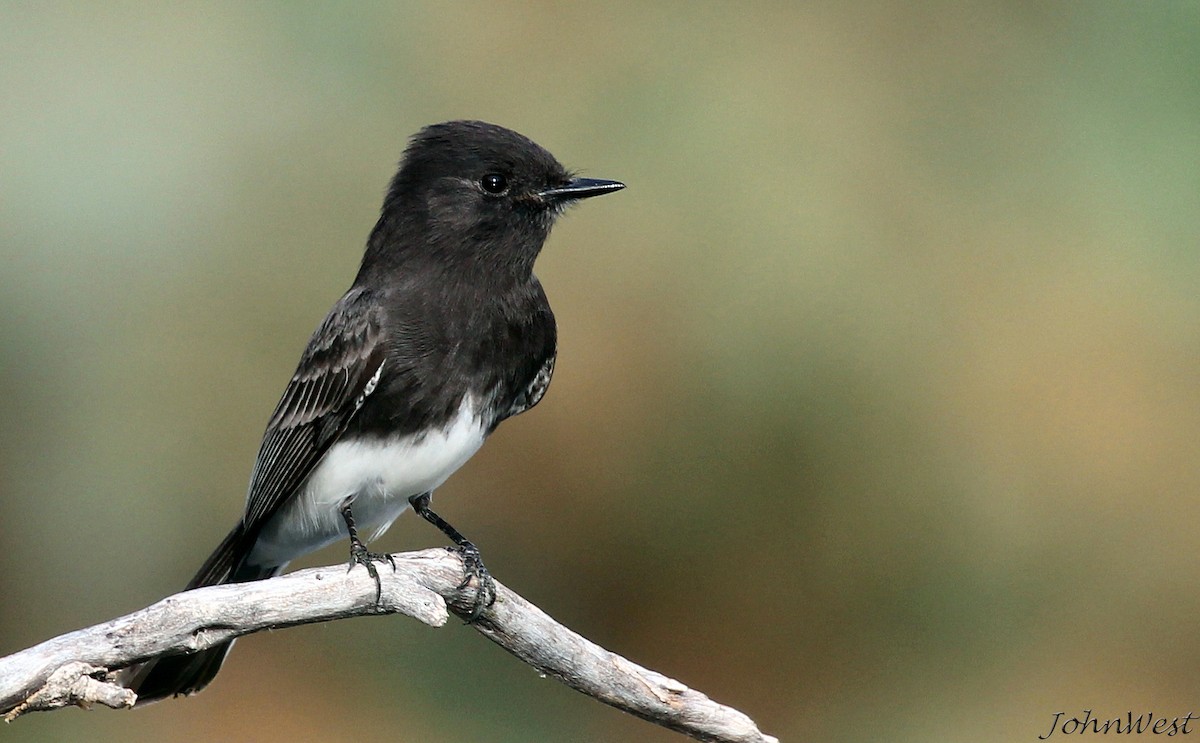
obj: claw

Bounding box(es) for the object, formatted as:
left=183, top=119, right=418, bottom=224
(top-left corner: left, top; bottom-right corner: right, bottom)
left=340, top=503, right=396, bottom=606
left=348, top=542, right=396, bottom=606
left=450, top=542, right=496, bottom=622
left=407, top=493, right=496, bottom=621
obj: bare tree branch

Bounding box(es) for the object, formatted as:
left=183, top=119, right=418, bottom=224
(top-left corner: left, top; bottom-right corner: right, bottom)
left=0, top=549, right=777, bottom=743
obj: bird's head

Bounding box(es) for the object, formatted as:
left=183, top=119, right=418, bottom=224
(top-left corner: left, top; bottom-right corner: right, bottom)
left=366, top=120, right=623, bottom=281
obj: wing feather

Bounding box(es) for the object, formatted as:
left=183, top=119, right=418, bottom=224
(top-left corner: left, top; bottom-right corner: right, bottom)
left=240, top=288, right=386, bottom=536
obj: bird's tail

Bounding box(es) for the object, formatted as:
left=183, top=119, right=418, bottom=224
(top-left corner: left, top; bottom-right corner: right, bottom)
left=123, top=522, right=278, bottom=705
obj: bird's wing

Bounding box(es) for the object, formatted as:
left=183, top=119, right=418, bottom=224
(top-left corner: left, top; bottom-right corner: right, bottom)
left=505, top=353, right=555, bottom=421
left=241, top=287, right=387, bottom=534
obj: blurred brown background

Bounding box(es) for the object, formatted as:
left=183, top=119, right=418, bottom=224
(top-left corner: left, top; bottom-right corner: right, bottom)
left=3, top=3, right=1199, bottom=742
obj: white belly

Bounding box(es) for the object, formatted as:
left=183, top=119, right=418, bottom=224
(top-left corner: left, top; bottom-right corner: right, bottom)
left=247, top=397, right=487, bottom=569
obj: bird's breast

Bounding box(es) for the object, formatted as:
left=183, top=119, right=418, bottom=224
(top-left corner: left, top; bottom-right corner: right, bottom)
left=247, top=395, right=487, bottom=568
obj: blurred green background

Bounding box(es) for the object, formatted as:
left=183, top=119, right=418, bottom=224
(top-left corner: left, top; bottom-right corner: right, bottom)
left=3, top=3, right=1199, bottom=742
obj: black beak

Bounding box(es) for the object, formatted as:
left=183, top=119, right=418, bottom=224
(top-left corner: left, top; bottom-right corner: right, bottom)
left=538, top=177, right=625, bottom=202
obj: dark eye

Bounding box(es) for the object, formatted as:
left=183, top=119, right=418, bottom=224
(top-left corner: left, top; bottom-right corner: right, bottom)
left=481, top=173, right=508, bottom=194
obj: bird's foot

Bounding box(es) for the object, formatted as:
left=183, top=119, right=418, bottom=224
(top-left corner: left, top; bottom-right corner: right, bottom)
left=348, top=542, right=396, bottom=606
left=448, top=541, right=496, bottom=622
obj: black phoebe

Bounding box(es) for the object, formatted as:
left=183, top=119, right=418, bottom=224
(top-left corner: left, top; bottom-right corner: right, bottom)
left=126, top=120, right=624, bottom=703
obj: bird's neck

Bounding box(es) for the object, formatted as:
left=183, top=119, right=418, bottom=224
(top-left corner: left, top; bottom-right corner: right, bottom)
left=356, top=213, right=541, bottom=293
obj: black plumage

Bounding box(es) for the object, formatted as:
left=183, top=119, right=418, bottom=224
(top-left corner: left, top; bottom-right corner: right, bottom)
left=126, top=120, right=623, bottom=702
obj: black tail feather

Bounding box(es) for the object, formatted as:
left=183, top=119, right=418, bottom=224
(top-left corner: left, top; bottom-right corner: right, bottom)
left=124, top=522, right=278, bottom=705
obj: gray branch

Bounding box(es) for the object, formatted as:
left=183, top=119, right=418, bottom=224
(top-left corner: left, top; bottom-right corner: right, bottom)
left=0, top=549, right=777, bottom=743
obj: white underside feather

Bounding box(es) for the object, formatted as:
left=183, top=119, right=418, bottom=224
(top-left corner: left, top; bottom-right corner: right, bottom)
left=247, top=396, right=486, bottom=568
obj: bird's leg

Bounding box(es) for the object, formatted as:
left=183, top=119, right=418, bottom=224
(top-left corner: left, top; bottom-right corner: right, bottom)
left=408, top=491, right=496, bottom=621
left=339, top=502, right=396, bottom=605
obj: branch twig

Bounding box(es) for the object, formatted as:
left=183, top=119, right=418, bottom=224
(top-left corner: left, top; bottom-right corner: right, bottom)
left=0, top=549, right=777, bottom=743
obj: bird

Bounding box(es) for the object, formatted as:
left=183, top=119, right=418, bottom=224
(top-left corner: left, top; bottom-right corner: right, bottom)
left=125, top=120, right=624, bottom=703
